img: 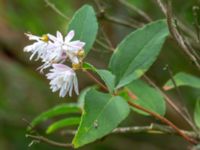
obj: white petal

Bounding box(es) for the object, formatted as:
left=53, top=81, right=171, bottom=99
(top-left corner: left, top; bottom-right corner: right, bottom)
left=73, top=75, right=79, bottom=95
left=68, top=54, right=79, bottom=64
left=68, top=41, right=85, bottom=51
left=25, top=33, right=40, bottom=41
left=56, top=31, right=64, bottom=42
left=24, top=45, right=33, bottom=52
left=59, top=85, right=67, bottom=97
left=47, top=34, right=57, bottom=42
left=68, top=78, right=73, bottom=97
left=64, top=30, right=75, bottom=42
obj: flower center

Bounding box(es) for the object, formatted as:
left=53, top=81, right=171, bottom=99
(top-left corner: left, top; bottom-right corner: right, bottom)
left=40, top=34, right=49, bottom=42
left=72, top=63, right=82, bottom=70
left=77, top=49, right=85, bottom=58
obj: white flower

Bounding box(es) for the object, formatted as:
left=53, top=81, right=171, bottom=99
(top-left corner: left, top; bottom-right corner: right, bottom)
left=46, top=64, right=79, bottom=97
left=38, top=42, right=67, bottom=72
left=48, top=30, right=85, bottom=64
left=24, top=33, right=49, bottom=60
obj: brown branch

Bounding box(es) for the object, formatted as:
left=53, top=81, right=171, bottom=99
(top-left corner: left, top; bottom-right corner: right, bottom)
left=166, top=1, right=200, bottom=70
left=175, top=21, right=200, bottom=62
left=94, top=0, right=139, bottom=29
left=26, top=134, right=72, bottom=148
left=127, top=100, right=198, bottom=145
left=143, top=75, right=197, bottom=131
left=155, top=0, right=198, bottom=41
left=103, top=14, right=139, bottom=29
left=99, top=27, right=114, bottom=50
left=164, top=65, right=197, bottom=130
left=96, top=39, right=114, bottom=51
left=155, top=0, right=200, bottom=70
left=84, top=70, right=108, bottom=92
left=61, top=123, right=199, bottom=140
left=155, top=0, right=167, bottom=15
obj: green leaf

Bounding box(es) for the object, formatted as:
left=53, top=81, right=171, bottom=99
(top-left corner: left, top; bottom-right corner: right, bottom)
left=127, top=80, right=166, bottom=116
left=72, top=89, right=130, bottom=148
left=82, top=62, right=96, bottom=71
left=95, top=70, right=115, bottom=93
left=83, top=62, right=116, bottom=93
left=109, top=20, right=169, bottom=88
left=163, top=72, right=200, bottom=90
left=29, top=103, right=80, bottom=130
left=46, top=117, right=81, bottom=134
left=194, top=100, right=200, bottom=128
left=78, top=86, right=96, bottom=109
left=67, top=5, right=98, bottom=54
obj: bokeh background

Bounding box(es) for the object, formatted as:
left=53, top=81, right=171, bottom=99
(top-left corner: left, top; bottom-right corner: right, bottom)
left=0, top=0, right=200, bottom=149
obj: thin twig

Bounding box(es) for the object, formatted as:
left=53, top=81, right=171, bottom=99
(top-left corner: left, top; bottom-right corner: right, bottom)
left=166, top=1, right=200, bottom=69
left=118, top=0, right=152, bottom=22
left=26, top=134, right=73, bottom=148
left=61, top=123, right=199, bottom=140
left=94, top=0, right=139, bottom=29
left=96, top=39, right=114, bottom=51
left=175, top=20, right=200, bottom=61
left=155, top=0, right=200, bottom=46
left=100, top=27, right=114, bottom=50
left=164, top=65, right=198, bottom=131
left=103, top=14, right=139, bottom=29
left=44, top=0, right=70, bottom=20
left=193, top=6, right=200, bottom=42
left=84, top=70, right=108, bottom=92
left=155, top=0, right=167, bottom=15
left=93, top=0, right=115, bottom=50
left=93, top=0, right=105, bottom=14
left=127, top=100, right=198, bottom=144
left=143, top=75, right=196, bottom=131
left=156, top=0, right=200, bottom=70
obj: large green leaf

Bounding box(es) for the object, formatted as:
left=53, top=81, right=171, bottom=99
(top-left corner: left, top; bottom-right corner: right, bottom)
left=127, top=80, right=166, bottom=116
left=46, top=117, right=81, bottom=134
left=77, top=86, right=96, bottom=109
left=72, top=89, right=130, bottom=148
left=163, top=72, right=200, bottom=90
left=109, top=20, right=169, bottom=88
left=28, top=103, right=80, bottom=130
left=95, top=70, right=116, bottom=93
left=194, top=100, right=200, bottom=128
left=67, top=5, right=98, bottom=54
left=83, top=62, right=116, bottom=93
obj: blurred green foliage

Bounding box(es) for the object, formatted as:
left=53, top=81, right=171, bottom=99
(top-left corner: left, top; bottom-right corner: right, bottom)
left=4, top=0, right=74, bottom=34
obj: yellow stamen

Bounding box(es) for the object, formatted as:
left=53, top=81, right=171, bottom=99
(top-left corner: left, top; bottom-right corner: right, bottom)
left=40, top=34, right=49, bottom=42
left=77, top=49, right=85, bottom=58
left=72, top=63, right=82, bottom=70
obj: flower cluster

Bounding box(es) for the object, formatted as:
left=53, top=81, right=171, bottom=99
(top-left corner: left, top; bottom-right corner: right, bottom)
left=24, top=30, right=85, bottom=97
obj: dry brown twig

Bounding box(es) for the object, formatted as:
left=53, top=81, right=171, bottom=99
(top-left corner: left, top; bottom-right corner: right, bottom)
left=61, top=123, right=200, bottom=140
left=163, top=65, right=198, bottom=131
left=143, top=75, right=197, bottom=131
left=26, top=134, right=73, bottom=148
left=155, top=0, right=200, bottom=70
